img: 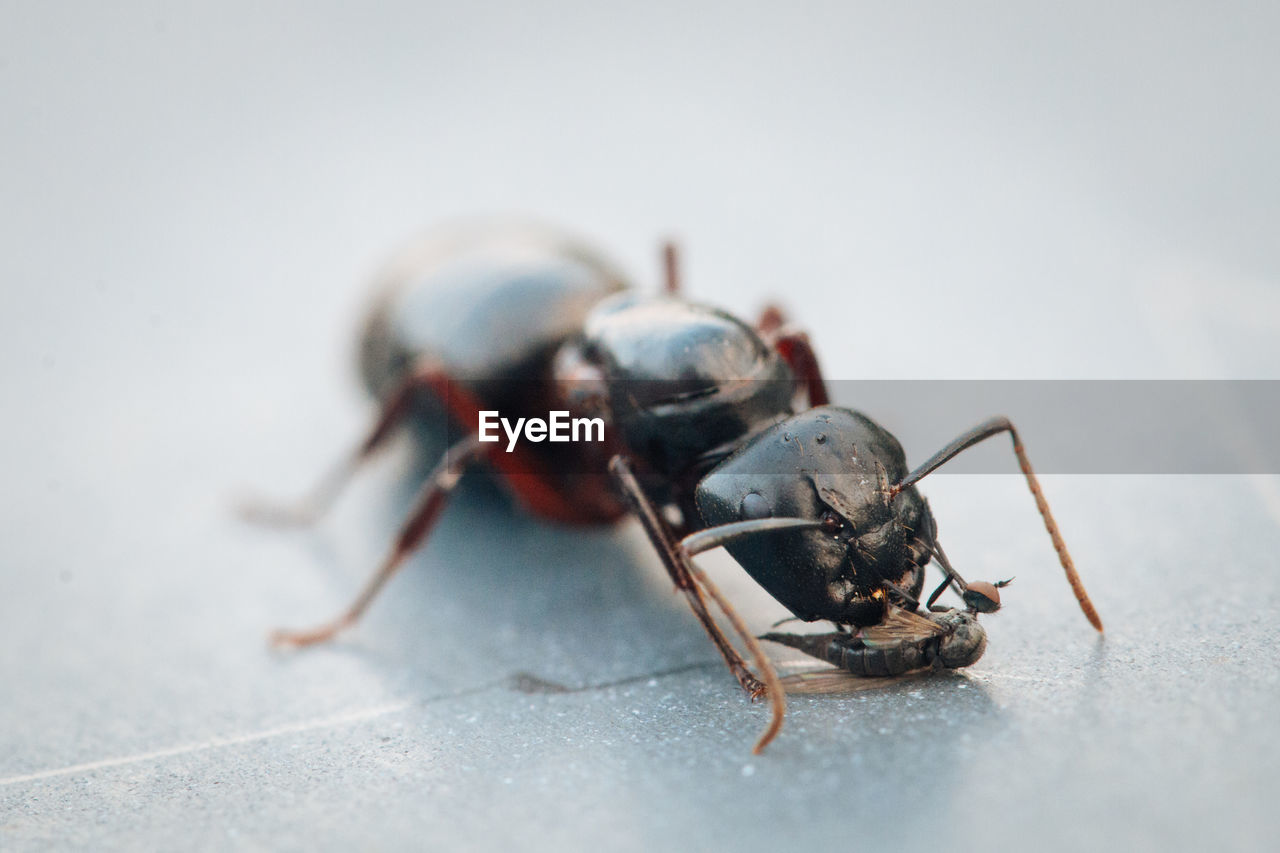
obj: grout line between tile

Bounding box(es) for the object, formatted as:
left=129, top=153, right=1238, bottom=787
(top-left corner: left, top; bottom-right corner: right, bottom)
left=1, top=661, right=724, bottom=789
left=0, top=701, right=412, bottom=788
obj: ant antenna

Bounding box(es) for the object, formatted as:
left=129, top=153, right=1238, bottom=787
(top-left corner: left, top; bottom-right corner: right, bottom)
left=890, top=417, right=1103, bottom=631
left=680, top=517, right=824, bottom=557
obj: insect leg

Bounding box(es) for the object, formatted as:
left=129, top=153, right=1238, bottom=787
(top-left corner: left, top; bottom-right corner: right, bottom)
left=774, top=331, right=829, bottom=407
left=270, top=434, right=489, bottom=648
left=925, top=574, right=956, bottom=611
left=409, top=367, right=622, bottom=525
left=924, top=539, right=968, bottom=611
left=754, top=305, right=830, bottom=407
left=662, top=241, right=680, bottom=294
left=609, top=456, right=786, bottom=753
left=684, top=560, right=786, bottom=753
left=241, top=360, right=603, bottom=526
left=239, top=361, right=462, bottom=527
left=755, top=303, right=786, bottom=336
left=890, top=416, right=1103, bottom=631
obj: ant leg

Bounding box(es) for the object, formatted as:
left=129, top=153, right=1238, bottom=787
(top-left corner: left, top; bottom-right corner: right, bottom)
left=755, top=304, right=830, bottom=407
left=239, top=361, right=458, bottom=528
left=609, top=457, right=760, bottom=691
left=756, top=303, right=786, bottom=336
left=271, top=434, right=489, bottom=648
left=242, top=359, right=602, bottom=527
left=684, top=558, right=786, bottom=754
left=610, top=456, right=786, bottom=753
left=408, top=371, right=620, bottom=525
left=662, top=241, right=680, bottom=294
left=890, top=416, right=1103, bottom=631
left=774, top=331, right=830, bottom=406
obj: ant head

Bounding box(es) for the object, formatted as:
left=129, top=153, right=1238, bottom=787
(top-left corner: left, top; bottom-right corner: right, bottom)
left=694, top=407, right=926, bottom=626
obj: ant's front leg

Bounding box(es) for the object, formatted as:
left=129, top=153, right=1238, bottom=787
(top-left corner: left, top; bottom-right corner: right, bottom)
left=609, top=456, right=786, bottom=753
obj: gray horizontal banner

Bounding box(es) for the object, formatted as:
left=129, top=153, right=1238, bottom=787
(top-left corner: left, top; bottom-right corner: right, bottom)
left=823, top=380, right=1279, bottom=475
left=424, top=380, right=1280, bottom=475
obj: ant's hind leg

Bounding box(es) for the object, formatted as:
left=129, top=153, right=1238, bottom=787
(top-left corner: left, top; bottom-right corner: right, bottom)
left=244, top=352, right=597, bottom=527
left=239, top=363, right=452, bottom=528
left=270, top=434, right=489, bottom=648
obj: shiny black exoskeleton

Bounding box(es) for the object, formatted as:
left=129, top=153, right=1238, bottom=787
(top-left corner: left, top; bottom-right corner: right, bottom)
left=249, top=223, right=1102, bottom=754
left=695, top=407, right=932, bottom=626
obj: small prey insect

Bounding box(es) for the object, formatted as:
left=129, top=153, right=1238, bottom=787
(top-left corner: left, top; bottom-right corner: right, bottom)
left=764, top=582, right=1005, bottom=693
left=244, top=222, right=1103, bottom=753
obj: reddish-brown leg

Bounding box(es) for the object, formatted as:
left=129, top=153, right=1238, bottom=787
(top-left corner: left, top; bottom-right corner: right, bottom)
left=271, top=434, right=490, bottom=648
left=609, top=455, right=786, bottom=751
left=241, top=360, right=596, bottom=527
left=265, top=357, right=623, bottom=646
left=774, top=331, right=829, bottom=406
left=610, top=457, right=762, bottom=693
left=412, top=367, right=624, bottom=524
left=756, top=305, right=831, bottom=407
left=756, top=304, right=786, bottom=335
left=662, top=242, right=680, bottom=294
left=238, top=367, right=439, bottom=527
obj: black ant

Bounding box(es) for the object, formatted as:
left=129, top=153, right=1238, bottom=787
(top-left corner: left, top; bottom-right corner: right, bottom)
left=244, top=223, right=1102, bottom=753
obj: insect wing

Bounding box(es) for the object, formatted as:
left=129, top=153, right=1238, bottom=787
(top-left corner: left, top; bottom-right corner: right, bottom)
left=857, top=605, right=948, bottom=649
left=780, top=667, right=931, bottom=695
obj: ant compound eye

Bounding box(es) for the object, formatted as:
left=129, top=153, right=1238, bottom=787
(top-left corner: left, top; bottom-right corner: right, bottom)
left=740, top=492, right=772, bottom=520
left=820, top=510, right=843, bottom=536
